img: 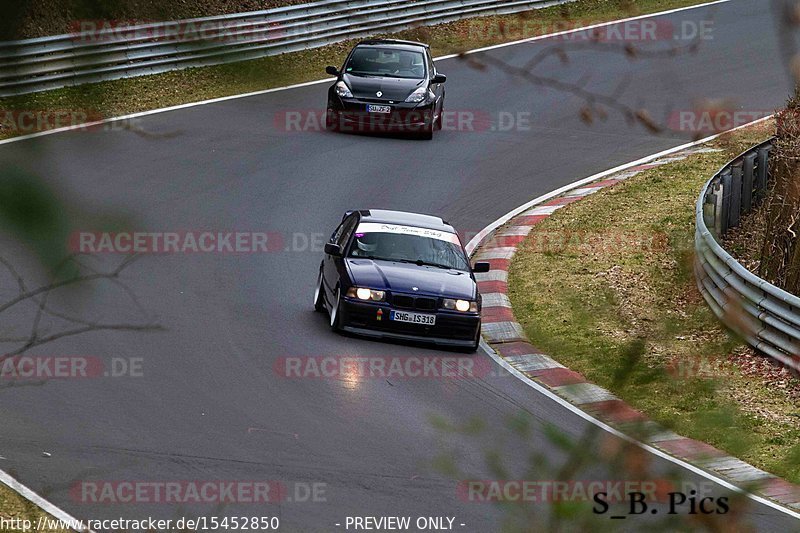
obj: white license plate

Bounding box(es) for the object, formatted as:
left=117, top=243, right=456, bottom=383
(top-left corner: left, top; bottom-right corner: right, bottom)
left=390, top=310, right=436, bottom=326
left=367, top=105, right=391, bottom=114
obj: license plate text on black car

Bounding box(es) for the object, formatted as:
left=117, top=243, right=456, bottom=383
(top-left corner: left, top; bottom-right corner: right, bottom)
left=390, top=310, right=436, bottom=325
left=367, top=105, right=391, bottom=114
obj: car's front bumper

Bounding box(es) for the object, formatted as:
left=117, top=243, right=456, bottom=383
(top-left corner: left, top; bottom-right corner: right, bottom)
left=338, top=298, right=480, bottom=348
left=328, top=96, right=436, bottom=133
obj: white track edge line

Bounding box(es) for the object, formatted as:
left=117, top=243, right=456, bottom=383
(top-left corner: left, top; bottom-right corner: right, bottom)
left=471, top=115, right=800, bottom=520
left=0, top=0, right=730, bottom=148
left=0, top=470, right=92, bottom=532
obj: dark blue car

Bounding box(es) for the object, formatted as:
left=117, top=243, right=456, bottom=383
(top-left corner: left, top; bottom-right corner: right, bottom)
left=314, top=209, right=489, bottom=352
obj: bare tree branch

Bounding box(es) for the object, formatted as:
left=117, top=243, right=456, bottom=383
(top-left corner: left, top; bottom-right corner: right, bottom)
left=0, top=253, right=161, bottom=367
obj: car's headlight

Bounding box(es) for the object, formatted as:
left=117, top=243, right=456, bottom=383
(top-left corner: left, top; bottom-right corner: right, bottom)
left=405, top=86, right=433, bottom=103
left=442, top=298, right=478, bottom=313
left=346, top=287, right=385, bottom=302
left=335, top=81, right=353, bottom=98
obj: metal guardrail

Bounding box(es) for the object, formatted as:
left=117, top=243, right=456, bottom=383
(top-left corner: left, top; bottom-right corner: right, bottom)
left=0, top=0, right=572, bottom=97
left=695, top=137, right=800, bottom=369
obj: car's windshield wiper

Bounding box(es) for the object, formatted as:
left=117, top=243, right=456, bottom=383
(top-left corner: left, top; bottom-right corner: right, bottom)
left=354, top=256, right=461, bottom=270
left=353, top=255, right=396, bottom=262
left=348, top=72, right=383, bottom=78
left=395, top=258, right=456, bottom=270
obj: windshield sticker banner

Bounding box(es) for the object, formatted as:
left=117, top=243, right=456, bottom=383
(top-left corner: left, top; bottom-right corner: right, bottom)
left=355, top=223, right=460, bottom=244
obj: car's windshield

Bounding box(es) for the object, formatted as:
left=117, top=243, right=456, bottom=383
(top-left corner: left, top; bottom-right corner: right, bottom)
left=348, top=222, right=469, bottom=271
left=345, top=47, right=426, bottom=79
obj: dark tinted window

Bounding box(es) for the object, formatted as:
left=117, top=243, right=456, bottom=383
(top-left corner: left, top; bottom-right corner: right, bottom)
left=336, top=214, right=359, bottom=247
left=348, top=223, right=469, bottom=271
left=345, top=47, right=426, bottom=79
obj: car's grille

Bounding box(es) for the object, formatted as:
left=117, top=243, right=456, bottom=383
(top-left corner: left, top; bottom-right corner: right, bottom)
left=391, top=294, right=437, bottom=311
left=359, top=97, right=394, bottom=103
left=392, top=295, right=415, bottom=308
left=415, top=297, right=436, bottom=311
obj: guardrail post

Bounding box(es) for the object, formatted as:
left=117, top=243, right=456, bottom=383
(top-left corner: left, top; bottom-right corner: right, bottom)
left=703, top=187, right=718, bottom=235
left=742, top=152, right=756, bottom=213
left=729, top=161, right=743, bottom=229
left=755, top=145, right=771, bottom=203
left=713, top=183, right=723, bottom=236
left=720, top=169, right=732, bottom=234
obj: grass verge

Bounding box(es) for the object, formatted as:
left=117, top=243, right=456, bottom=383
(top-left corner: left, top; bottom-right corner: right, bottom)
left=1, top=0, right=712, bottom=140
left=508, top=119, right=800, bottom=484
left=0, top=482, right=69, bottom=532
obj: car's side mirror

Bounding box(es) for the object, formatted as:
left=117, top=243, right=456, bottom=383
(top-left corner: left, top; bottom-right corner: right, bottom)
left=472, top=261, right=490, bottom=273
left=326, top=66, right=340, bottom=77
left=432, top=73, right=447, bottom=84
left=325, top=242, right=343, bottom=256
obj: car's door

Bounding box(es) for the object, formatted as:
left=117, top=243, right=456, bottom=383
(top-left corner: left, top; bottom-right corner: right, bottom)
left=323, top=213, right=359, bottom=299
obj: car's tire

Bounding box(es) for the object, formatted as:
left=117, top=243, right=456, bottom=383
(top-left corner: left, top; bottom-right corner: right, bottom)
left=325, top=109, right=340, bottom=132
left=314, top=269, right=325, bottom=312
left=435, top=103, right=443, bottom=131
left=418, top=120, right=434, bottom=140
left=462, top=327, right=481, bottom=353
left=329, top=286, right=343, bottom=331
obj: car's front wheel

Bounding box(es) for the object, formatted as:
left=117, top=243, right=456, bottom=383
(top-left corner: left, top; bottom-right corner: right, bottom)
left=329, top=286, right=343, bottom=331
left=325, top=108, right=340, bottom=132
left=462, top=327, right=481, bottom=353
left=418, top=119, right=434, bottom=140
left=314, top=269, right=325, bottom=312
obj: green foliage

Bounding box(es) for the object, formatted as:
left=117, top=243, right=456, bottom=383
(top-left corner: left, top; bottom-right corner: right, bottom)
left=0, top=166, right=71, bottom=274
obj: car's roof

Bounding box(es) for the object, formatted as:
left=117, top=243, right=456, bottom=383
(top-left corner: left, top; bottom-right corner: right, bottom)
left=356, top=39, right=429, bottom=51
left=356, top=209, right=455, bottom=233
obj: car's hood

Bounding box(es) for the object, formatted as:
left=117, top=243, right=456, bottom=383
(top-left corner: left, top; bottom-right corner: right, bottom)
left=346, top=259, right=475, bottom=300
left=342, top=73, right=424, bottom=102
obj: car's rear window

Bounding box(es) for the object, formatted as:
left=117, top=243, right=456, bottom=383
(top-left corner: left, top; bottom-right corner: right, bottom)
left=345, top=47, right=426, bottom=79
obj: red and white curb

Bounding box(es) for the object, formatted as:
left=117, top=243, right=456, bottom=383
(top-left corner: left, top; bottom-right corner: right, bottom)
left=470, top=144, right=800, bottom=513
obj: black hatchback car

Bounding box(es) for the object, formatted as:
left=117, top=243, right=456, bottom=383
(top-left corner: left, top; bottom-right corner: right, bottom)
left=314, top=210, right=489, bottom=352
left=324, top=39, right=446, bottom=139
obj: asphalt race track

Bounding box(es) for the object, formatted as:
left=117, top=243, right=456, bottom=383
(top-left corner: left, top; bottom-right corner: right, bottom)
left=0, top=1, right=796, bottom=531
